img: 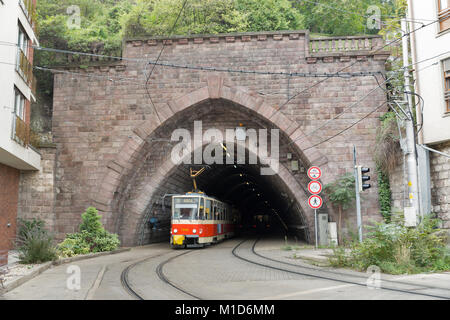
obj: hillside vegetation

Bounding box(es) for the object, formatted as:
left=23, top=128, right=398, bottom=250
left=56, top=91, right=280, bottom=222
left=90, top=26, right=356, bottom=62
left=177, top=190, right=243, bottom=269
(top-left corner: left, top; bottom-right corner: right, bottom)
left=33, top=0, right=405, bottom=128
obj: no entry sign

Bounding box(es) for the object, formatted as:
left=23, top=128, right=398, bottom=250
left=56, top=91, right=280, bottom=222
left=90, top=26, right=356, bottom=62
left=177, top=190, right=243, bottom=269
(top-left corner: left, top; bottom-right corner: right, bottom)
left=307, top=167, right=322, bottom=180
left=308, top=195, right=323, bottom=209
left=308, top=181, right=322, bottom=195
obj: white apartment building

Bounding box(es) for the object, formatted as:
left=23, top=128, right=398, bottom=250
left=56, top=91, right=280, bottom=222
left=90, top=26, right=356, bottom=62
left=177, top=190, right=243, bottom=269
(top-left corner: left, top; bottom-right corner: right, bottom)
left=408, top=0, right=450, bottom=145
left=0, top=0, right=41, bottom=266
left=407, top=0, right=450, bottom=230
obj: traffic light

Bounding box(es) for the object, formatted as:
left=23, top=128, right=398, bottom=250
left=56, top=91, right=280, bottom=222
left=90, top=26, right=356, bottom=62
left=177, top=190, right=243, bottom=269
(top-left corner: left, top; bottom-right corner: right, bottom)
left=357, top=166, right=371, bottom=192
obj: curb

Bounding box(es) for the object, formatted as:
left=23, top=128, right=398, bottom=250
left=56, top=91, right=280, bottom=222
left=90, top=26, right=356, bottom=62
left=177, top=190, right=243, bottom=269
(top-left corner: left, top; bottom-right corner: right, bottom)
left=295, top=255, right=331, bottom=267
left=52, top=248, right=131, bottom=266
left=0, top=248, right=131, bottom=296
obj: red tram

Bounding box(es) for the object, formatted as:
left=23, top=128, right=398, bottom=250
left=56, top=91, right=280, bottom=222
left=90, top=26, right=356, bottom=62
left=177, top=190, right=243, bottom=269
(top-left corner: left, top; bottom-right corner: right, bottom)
left=170, top=192, right=235, bottom=248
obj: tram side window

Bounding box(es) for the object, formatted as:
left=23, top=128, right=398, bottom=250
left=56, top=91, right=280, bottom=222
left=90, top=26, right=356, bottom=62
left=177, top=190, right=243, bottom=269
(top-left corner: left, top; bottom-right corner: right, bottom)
left=199, top=198, right=205, bottom=220
left=206, top=200, right=211, bottom=220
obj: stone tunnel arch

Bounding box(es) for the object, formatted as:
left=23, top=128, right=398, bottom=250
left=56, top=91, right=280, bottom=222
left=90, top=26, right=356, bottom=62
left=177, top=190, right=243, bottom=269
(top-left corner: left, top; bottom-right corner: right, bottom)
left=92, top=75, right=334, bottom=246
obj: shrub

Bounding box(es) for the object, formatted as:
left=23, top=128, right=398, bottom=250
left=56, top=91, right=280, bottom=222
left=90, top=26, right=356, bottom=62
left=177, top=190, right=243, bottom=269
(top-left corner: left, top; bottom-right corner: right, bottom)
left=16, top=219, right=57, bottom=264
left=79, top=207, right=105, bottom=234
left=329, top=215, right=450, bottom=274
left=57, top=207, right=120, bottom=258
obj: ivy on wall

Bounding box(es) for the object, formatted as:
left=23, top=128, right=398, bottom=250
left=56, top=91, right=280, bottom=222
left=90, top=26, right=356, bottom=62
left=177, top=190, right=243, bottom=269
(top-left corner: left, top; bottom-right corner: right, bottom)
left=377, top=164, right=392, bottom=223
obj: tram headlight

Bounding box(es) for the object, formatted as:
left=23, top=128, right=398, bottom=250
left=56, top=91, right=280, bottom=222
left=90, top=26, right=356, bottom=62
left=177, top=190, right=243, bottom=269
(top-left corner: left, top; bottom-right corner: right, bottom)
left=193, top=229, right=197, bottom=234
left=173, top=229, right=178, bottom=234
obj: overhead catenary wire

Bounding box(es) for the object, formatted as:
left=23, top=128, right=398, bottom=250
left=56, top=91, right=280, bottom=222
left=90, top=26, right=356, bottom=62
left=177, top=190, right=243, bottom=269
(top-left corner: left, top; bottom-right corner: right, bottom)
left=300, top=101, right=388, bottom=151
left=145, top=0, right=190, bottom=122
left=277, top=16, right=442, bottom=111
left=282, top=49, right=450, bottom=149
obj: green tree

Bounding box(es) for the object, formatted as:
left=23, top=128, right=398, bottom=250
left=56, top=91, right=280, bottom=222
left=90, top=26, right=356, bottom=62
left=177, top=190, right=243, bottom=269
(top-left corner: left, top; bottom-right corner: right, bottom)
left=324, top=173, right=356, bottom=244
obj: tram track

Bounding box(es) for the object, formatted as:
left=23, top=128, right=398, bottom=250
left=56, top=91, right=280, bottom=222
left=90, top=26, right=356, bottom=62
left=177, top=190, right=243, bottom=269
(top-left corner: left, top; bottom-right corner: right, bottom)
left=155, top=250, right=202, bottom=300
left=120, top=250, right=201, bottom=300
left=232, top=238, right=450, bottom=300
left=251, top=238, right=450, bottom=293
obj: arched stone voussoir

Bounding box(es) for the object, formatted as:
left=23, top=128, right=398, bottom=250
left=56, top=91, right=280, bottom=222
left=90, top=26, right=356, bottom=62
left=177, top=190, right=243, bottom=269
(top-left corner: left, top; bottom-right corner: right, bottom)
left=94, top=74, right=331, bottom=238
left=127, top=136, right=316, bottom=245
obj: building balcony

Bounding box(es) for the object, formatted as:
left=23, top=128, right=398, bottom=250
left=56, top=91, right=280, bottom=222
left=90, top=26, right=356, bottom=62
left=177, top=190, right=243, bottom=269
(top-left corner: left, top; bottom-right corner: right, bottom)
left=17, top=49, right=33, bottom=86
left=11, top=114, right=42, bottom=151
left=19, top=0, right=36, bottom=29
left=12, top=115, right=30, bottom=147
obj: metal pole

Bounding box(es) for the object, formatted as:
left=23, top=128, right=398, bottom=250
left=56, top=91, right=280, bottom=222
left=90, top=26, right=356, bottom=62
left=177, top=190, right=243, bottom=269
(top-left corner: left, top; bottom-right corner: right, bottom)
left=401, top=18, right=421, bottom=220
left=353, top=146, right=363, bottom=243
left=314, top=209, right=318, bottom=249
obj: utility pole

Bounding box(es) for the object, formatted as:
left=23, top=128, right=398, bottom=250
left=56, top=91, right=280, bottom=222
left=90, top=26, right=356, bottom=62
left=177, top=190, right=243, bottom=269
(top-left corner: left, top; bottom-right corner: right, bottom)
left=401, top=18, right=421, bottom=222
left=353, top=146, right=363, bottom=243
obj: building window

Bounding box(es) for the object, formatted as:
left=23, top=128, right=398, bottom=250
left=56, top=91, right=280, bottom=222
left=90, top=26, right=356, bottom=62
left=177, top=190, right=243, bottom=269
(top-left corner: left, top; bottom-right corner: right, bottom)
left=16, top=25, right=33, bottom=83
left=17, top=26, right=30, bottom=58
left=438, top=0, right=450, bottom=32
left=12, top=88, right=29, bottom=146
left=14, top=88, right=26, bottom=120
left=444, top=58, right=450, bottom=112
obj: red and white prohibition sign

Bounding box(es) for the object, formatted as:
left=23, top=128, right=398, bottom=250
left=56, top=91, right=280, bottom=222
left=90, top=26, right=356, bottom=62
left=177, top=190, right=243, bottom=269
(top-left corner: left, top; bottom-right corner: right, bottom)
left=308, top=181, right=322, bottom=195
left=307, top=167, right=322, bottom=180
left=308, top=195, right=323, bottom=209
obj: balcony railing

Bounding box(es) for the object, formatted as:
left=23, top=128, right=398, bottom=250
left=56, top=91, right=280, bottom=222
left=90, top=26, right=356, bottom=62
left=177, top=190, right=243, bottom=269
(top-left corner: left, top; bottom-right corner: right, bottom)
left=310, top=36, right=385, bottom=55
left=12, top=114, right=41, bottom=149
left=19, top=0, right=36, bottom=27
left=13, top=115, right=30, bottom=147
left=17, top=49, right=33, bottom=84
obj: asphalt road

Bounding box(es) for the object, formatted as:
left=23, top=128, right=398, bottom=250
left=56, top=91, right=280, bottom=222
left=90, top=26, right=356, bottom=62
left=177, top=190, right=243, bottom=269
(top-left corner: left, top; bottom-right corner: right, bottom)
left=1, top=237, right=449, bottom=300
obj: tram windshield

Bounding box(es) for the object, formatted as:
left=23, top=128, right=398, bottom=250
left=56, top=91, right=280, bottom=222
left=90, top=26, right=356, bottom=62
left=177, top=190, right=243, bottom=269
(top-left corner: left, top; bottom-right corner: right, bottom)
left=173, top=197, right=200, bottom=220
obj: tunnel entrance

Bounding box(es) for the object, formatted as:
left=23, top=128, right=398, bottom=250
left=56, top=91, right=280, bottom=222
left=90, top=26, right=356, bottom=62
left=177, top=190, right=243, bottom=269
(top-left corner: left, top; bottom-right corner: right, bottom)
left=95, top=81, right=332, bottom=247
left=139, top=156, right=310, bottom=247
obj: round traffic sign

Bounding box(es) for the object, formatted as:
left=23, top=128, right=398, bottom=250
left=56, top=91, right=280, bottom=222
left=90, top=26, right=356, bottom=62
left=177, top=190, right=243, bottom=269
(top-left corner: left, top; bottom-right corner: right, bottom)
left=308, top=195, right=323, bottom=209
left=307, top=167, right=322, bottom=180
left=308, top=181, right=322, bottom=195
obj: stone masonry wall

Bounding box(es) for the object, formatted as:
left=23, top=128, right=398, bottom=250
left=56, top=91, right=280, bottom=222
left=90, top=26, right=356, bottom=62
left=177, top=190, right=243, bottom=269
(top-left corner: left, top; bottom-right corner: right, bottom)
left=45, top=31, right=389, bottom=244
left=17, top=146, right=57, bottom=232
left=430, top=141, right=450, bottom=230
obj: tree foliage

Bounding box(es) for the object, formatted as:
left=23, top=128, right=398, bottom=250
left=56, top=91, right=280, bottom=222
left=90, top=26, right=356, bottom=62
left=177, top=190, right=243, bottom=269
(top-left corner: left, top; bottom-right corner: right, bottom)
left=34, top=0, right=405, bottom=123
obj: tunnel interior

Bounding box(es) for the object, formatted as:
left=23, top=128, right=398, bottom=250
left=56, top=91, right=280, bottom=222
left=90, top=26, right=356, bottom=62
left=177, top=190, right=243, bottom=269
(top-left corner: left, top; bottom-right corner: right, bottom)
left=117, top=98, right=318, bottom=246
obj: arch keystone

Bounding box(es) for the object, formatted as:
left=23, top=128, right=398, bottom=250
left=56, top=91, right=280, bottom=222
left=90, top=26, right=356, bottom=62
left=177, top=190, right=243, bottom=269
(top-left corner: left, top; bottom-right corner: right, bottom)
left=207, top=75, right=224, bottom=99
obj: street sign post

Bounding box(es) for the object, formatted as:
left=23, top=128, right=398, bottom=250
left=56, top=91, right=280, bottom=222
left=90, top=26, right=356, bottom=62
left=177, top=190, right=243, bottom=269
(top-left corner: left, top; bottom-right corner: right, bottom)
left=307, top=167, right=323, bottom=249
